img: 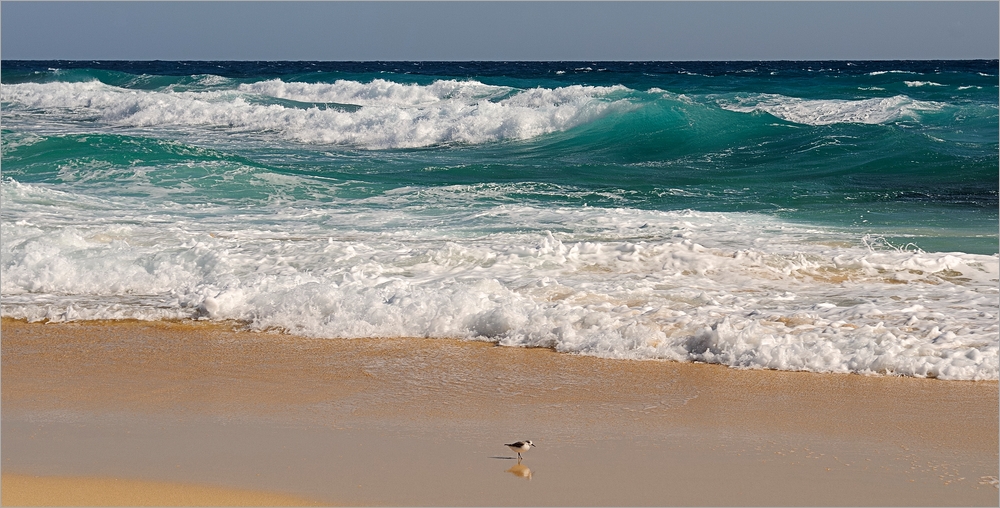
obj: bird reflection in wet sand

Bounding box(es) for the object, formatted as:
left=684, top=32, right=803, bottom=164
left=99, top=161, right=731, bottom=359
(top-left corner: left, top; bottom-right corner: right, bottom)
left=506, top=462, right=532, bottom=480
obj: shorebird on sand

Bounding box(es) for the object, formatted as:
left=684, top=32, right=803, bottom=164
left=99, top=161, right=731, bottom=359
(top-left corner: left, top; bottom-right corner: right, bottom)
left=505, top=440, right=535, bottom=459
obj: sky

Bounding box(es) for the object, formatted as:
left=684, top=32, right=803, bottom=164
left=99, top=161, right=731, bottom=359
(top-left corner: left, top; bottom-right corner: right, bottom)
left=1, top=1, right=998, bottom=61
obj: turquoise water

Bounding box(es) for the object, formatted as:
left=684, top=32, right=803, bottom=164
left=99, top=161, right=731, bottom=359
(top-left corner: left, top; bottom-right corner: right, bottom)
left=2, top=61, right=997, bottom=379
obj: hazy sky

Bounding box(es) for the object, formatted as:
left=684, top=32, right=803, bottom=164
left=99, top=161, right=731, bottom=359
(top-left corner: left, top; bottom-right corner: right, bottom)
left=2, top=1, right=997, bottom=61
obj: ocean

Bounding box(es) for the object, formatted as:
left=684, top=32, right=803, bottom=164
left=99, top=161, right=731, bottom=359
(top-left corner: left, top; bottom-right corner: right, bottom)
left=1, top=60, right=997, bottom=380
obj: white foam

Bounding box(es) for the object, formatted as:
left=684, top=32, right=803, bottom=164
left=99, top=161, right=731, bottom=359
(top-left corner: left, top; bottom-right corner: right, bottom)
left=905, top=81, right=945, bottom=87
left=238, top=78, right=510, bottom=107
left=193, top=74, right=232, bottom=87
left=718, top=94, right=945, bottom=126
left=867, top=70, right=919, bottom=76
left=1, top=80, right=630, bottom=149
left=3, top=180, right=997, bottom=380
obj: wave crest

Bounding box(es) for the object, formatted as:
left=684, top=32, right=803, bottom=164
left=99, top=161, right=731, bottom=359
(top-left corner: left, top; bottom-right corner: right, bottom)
left=238, top=78, right=509, bottom=106
left=718, top=94, right=944, bottom=126
left=1, top=80, right=630, bottom=149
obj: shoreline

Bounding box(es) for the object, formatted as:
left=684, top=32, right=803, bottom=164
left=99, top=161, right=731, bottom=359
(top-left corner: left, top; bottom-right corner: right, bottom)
left=3, top=318, right=998, bottom=505
left=3, top=316, right=996, bottom=383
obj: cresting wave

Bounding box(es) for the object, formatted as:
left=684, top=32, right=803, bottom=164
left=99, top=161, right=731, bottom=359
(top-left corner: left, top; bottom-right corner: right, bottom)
left=1, top=78, right=960, bottom=150
left=1, top=79, right=630, bottom=149
left=2, top=180, right=997, bottom=380
left=717, top=93, right=944, bottom=126
left=237, top=78, right=513, bottom=107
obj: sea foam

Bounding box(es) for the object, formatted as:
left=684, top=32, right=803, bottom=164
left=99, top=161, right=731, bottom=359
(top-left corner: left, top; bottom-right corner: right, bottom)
left=238, top=78, right=510, bottom=107
left=3, top=180, right=997, bottom=380
left=717, top=94, right=944, bottom=126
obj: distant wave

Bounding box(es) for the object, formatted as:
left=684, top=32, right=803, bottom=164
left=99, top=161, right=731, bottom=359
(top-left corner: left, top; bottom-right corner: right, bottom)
left=867, top=70, right=920, bottom=76
left=238, top=78, right=511, bottom=107
left=717, top=94, right=944, bottom=126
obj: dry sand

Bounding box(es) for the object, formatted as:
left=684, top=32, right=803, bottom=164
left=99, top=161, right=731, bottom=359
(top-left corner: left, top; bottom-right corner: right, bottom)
left=2, top=318, right=998, bottom=505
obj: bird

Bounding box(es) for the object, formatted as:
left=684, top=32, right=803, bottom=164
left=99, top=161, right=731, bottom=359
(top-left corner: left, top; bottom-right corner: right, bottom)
left=505, top=440, right=535, bottom=459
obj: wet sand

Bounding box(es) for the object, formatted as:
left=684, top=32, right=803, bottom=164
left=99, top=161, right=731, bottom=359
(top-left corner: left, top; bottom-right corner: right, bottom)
left=0, top=474, right=323, bottom=506
left=2, top=318, right=998, bottom=505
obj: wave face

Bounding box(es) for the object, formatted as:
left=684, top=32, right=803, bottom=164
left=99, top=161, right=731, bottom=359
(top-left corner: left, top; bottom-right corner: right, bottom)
left=2, top=60, right=998, bottom=379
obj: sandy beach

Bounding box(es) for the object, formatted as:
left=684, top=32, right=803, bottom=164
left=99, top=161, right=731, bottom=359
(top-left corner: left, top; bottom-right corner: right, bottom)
left=2, top=317, right=997, bottom=505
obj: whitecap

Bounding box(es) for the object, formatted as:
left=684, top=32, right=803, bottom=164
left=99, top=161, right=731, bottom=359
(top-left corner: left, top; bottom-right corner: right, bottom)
left=717, top=93, right=944, bottom=126
left=867, top=70, right=919, bottom=76
left=1, top=80, right=633, bottom=149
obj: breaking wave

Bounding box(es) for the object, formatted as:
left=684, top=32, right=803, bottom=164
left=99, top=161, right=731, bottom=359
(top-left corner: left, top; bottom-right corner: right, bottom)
left=717, top=94, right=944, bottom=125
left=2, top=79, right=631, bottom=149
